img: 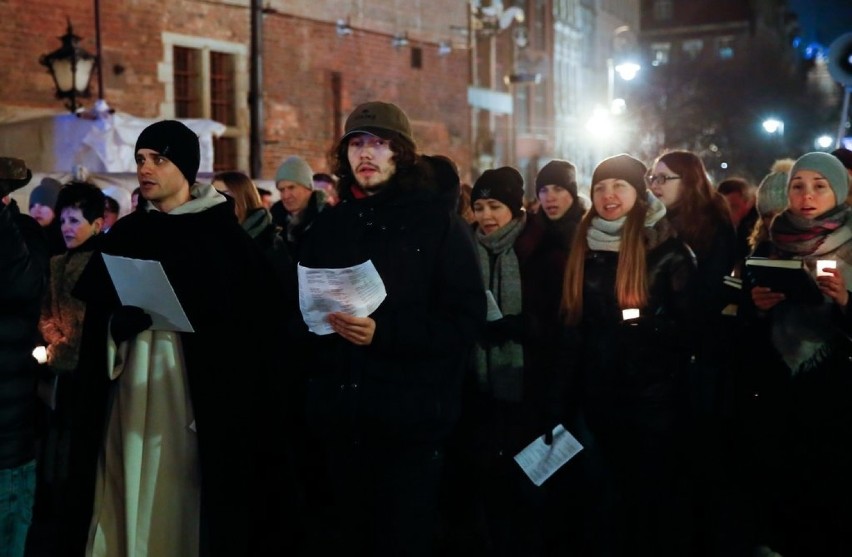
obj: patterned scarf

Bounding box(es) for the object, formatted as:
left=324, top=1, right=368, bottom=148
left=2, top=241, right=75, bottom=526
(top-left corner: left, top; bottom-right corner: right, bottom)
left=767, top=205, right=852, bottom=374
left=770, top=205, right=852, bottom=257
left=474, top=216, right=525, bottom=402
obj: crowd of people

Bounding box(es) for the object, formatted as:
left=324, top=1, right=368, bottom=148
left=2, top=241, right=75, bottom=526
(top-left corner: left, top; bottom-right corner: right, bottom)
left=1, top=99, right=852, bottom=557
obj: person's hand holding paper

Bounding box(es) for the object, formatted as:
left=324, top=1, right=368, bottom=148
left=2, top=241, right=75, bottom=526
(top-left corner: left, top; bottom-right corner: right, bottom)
left=102, top=254, right=194, bottom=332
left=297, top=260, right=387, bottom=335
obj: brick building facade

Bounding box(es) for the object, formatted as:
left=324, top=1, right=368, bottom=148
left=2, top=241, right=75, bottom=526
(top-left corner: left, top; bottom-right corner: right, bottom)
left=0, top=0, right=471, bottom=180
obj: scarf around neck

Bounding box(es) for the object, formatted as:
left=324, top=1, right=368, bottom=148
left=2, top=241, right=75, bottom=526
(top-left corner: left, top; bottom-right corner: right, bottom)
left=475, top=215, right=526, bottom=402
left=242, top=207, right=273, bottom=240
left=770, top=204, right=852, bottom=257
left=587, top=191, right=666, bottom=251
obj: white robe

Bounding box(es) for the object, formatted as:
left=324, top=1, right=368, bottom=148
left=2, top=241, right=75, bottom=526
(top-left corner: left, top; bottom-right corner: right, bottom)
left=86, top=330, right=200, bottom=557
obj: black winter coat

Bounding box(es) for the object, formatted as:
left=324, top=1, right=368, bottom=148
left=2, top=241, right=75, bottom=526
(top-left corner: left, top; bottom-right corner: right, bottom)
left=577, top=233, right=698, bottom=434
left=297, top=175, right=487, bottom=446
left=0, top=200, right=48, bottom=469
left=73, top=197, right=287, bottom=556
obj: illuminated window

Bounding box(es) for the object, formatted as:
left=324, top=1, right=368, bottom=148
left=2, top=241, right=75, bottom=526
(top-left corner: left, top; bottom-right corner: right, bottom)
left=716, top=36, right=735, bottom=59
left=682, top=39, right=704, bottom=59
left=650, top=42, right=671, bottom=66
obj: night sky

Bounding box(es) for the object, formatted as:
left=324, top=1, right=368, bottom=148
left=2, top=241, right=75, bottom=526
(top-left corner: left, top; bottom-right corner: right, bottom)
left=787, top=0, right=852, bottom=47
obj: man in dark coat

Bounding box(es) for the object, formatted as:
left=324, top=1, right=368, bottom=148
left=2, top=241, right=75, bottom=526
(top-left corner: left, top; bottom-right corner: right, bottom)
left=270, top=155, right=328, bottom=262
left=73, top=120, right=288, bottom=556
left=297, top=101, right=486, bottom=556
left=0, top=157, right=49, bottom=557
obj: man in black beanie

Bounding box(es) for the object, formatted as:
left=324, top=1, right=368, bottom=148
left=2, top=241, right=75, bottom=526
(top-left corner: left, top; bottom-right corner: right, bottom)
left=132, top=119, right=201, bottom=211
left=71, top=120, right=292, bottom=555
left=535, top=159, right=584, bottom=248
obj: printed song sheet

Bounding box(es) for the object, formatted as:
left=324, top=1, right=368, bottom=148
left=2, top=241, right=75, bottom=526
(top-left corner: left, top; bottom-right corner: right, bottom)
left=102, top=254, right=194, bottom=332
left=298, top=261, right=387, bottom=335
left=514, top=425, right=584, bottom=486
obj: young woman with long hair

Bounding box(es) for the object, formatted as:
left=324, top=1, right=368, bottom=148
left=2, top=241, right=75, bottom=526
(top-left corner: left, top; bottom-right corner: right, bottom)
left=562, top=154, right=698, bottom=556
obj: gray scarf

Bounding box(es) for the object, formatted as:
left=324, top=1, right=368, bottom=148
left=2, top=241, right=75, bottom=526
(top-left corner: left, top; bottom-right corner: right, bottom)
left=587, top=191, right=666, bottom=251
left=242, top=207, right=273, bottom=239
left=474, top=216, right=525, bottom=402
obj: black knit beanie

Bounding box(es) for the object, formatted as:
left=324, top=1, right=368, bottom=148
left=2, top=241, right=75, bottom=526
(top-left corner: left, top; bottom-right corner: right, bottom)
left=135, top=120, right=200, bottom=185
left=471, top=166, right=525, bottom=218
left=535, top=159, right=578, bottom=199
left=591, top=153, right=647, bottom=196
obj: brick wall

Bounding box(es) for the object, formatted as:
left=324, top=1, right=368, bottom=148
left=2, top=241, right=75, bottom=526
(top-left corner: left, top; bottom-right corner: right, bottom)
left=261, top=13, right=471, bottom=177
left=0, top=0, right=471, bottom=180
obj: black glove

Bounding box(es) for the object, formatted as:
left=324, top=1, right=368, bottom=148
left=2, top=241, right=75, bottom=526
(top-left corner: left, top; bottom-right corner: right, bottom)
left=110, top=305, right=153, bottom=343
left=542, top=425, right=554, bottom=446
left=485, top=314, right=526, bottom=345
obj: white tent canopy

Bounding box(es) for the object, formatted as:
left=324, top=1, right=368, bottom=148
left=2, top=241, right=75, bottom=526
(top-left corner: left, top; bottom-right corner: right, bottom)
left=0, top=112, right=225, bottom=174
left=0, top=111, right=227, bottom=209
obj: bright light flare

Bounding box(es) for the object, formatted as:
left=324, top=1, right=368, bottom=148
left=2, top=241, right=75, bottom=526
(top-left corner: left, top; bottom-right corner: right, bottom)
left=586, top=107, right=616, bottom=139
left=762, top=118, right=784, bottom=134
left=614, top=62, right=640, bottom=81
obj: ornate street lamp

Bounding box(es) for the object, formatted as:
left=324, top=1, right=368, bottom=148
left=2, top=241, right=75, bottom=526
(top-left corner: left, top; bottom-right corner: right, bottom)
left=39, top=19, right=97, bottom=113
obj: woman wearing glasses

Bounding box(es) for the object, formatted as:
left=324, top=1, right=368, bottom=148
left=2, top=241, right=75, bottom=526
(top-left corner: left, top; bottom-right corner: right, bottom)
left=647, top=150, right=740, bottom=555
left=561, top=154, right=698, bottom=555
left=648, top=150, right=737, bottom=299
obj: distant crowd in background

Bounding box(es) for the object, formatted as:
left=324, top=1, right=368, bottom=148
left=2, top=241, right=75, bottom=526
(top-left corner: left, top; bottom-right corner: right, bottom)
left=2, top=100, right=852, bottom=557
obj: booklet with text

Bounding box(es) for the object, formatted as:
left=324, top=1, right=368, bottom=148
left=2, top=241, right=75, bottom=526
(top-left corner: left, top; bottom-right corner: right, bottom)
left=744, top=257, right=822, bottom=304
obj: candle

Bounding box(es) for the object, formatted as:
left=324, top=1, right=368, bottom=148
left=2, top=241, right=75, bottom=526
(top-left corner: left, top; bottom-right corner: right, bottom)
left=32, top=345, right=47, bottom=364
left=622, top=308, right=640, bottom=320
left=816, top=259, right=837, bottom=277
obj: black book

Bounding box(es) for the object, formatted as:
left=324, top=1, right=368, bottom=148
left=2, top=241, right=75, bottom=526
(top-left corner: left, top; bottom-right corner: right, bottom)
left=744, top=257, right=823, bottom=304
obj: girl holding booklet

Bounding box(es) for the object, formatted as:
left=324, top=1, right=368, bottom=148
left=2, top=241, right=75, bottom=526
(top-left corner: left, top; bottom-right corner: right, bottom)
left=743, top=152, right=852, bottom=556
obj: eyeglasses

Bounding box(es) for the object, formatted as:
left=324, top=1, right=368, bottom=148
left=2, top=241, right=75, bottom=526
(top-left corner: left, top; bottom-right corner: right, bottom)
left=645, top=174, right=681, bottom=186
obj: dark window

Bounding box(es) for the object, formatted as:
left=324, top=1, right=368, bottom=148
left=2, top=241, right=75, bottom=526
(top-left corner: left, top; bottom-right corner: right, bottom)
left=210, top=51, right=236, bottom=126
left=173, top=46, right=201, bottom=118
left=411, top=47, right=422, bottom=69
left=653, top=0, right=673, bottom=21
left=213, top=136, right=237, bottom=172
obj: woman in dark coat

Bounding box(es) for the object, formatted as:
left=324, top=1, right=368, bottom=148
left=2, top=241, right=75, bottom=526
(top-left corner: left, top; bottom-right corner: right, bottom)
left=562, top=154, right=698, bottom=556
left=446, top=166, right=576, bottom=556
left=742, top=152, right=852, bottom=557
left=648, top=150, right=741, bottom=554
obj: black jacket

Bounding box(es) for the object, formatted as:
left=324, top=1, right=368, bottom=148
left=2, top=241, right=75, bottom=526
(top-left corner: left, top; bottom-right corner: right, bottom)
left=576, top=229, right=698, bottom=433
left=73, top=196, right=288, bottom=556
left=0, top=200, right=49, bottom=469
left=297, top=167, right=487, bottom=446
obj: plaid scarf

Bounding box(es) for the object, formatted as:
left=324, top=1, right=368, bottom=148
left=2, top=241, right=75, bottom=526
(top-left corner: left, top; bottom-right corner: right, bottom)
left=770, top=205, right=852, bottom=257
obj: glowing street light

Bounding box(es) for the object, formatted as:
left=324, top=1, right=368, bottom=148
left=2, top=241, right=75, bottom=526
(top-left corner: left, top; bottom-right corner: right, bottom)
left=816, top=135, right=834, bottom=149
left=762, top=118, right=785, bottom=135
left=615, top=62, right=640, bottom=81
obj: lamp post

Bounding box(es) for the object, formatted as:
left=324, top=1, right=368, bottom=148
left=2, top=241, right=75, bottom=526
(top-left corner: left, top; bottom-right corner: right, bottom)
left=39, top=19, right=97, bottom=113
left=608, top=27, right=640, bottom=114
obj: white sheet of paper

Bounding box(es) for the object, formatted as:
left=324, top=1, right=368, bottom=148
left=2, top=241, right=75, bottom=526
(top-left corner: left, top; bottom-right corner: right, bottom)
left=485, top=289, right=503, bottom=322
left=102, top=254, right=194, bottom=333
left=297, top=261, right=387, bottom=335
left=514, top=424, right=583, bottom=487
